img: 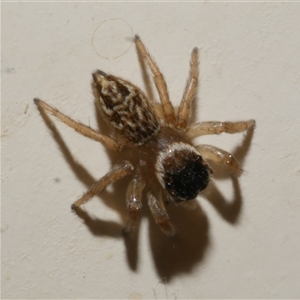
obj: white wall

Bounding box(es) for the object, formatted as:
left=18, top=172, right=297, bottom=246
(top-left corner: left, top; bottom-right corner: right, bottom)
left=2, top=2, right=300, bottom=299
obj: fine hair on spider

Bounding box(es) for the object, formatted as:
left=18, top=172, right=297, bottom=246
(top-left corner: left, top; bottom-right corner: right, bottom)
left=34, top=35, right=255, bottom=237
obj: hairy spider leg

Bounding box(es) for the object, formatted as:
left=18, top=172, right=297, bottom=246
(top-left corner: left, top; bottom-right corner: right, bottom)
left=124, top=176, right=145, bottom=234
left=186, top=120, right=255, bottom=139
left=152, top=102, right=165, bottom=122
left=147, top=190, right=176, bottom=237
left=134, top=35, right=176, bottom=126
left=34, top=98, right=123, bottom=151
left=177, top=47, right=199, bottom=129
left=72, top=162, right=134, bottom=209
left=196, top=145, right=242, bottom=176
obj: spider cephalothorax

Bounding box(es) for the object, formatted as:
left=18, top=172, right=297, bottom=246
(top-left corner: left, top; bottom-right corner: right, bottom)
left=34, top=35, right=255, bottom=236
left=156, top=143, right=211, bottom=202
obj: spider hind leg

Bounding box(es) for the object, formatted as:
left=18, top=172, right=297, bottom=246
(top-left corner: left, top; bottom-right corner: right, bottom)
left=134, top=35, right=176, bottom=126
left=187, top=120, right=255, bottom=138
left=177, top=47, right=199, bottom=129
left=34, top=98, right=123, bottom=151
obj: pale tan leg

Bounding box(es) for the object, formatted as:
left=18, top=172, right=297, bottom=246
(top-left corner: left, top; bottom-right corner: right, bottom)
left=147, top=190, right=176, bottom=236
left=34, top=98, right=123, bottom=151
left=124, top=176, right=145, bottom=234
left=152, top=102, right=166, bottom=122
left=177, top=47, right=199, bottom=129
left=186, top=120, right=255, bottom=139
left=134, top=35, right=176, bottom=126
left=72, top=162, right=134, bottom=209
left=196, top=144, right=242, bottom=176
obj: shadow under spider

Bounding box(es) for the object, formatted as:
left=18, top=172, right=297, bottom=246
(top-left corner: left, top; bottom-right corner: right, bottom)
left=146, top=128, right=255, bottom=280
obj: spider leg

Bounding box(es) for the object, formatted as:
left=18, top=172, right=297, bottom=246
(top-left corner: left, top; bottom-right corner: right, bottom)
left=196, top=144, right=242, bottom=176
left=72, top=161, right=134, bottom=209
left=134, top=35, right=176, bottom=126
left=177, top=47, right=199, bottom=129
left=124, top=176, right=145, bottom=234
left=34, top=98, right=123, bottom=151
left=186, top=120, right=255, bottom=139
left=152, top=102, right=166, bottom=122
left=147, top=190, right=176, bottom=236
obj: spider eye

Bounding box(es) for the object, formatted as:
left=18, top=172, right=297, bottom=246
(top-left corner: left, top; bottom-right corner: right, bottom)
left=163, top=156, right=210, bottom=202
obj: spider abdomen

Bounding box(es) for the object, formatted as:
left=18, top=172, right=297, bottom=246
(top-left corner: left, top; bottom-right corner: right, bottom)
left=93, top=70, right=160, bottom=145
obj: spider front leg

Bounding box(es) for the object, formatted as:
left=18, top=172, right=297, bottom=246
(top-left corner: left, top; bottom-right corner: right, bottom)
left=147, top=190, right=176, bottom=236
left=196, top=145, right=242, bottom=176
left=34, top=98, right=123, bottom=151
left=124, top=176, right=145, bottom=234
left=186, top=120, right=255, bottom=139
left=134, top=35, right=176, bottom=126
left=72, top=162, right=134, bottom=209
left=177, top=47, right=199, bottom=129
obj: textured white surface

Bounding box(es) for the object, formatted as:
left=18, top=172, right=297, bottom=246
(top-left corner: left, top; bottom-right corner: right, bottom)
left=2, top=2, right=300, bottom=299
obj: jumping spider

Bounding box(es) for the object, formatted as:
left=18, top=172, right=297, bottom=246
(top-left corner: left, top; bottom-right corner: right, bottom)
left=34, top=35, right=255, bottom=236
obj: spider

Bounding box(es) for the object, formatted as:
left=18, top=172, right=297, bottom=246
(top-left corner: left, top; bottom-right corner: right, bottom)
left=34, top=35, right=255, bottom=237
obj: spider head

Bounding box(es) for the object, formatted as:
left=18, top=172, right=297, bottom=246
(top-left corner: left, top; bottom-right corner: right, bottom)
left=155, top=143, right=211, bottom=202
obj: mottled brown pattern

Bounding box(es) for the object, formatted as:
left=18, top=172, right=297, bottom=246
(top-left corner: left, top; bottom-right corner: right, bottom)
left=93, top=71, right=160, bottom=145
